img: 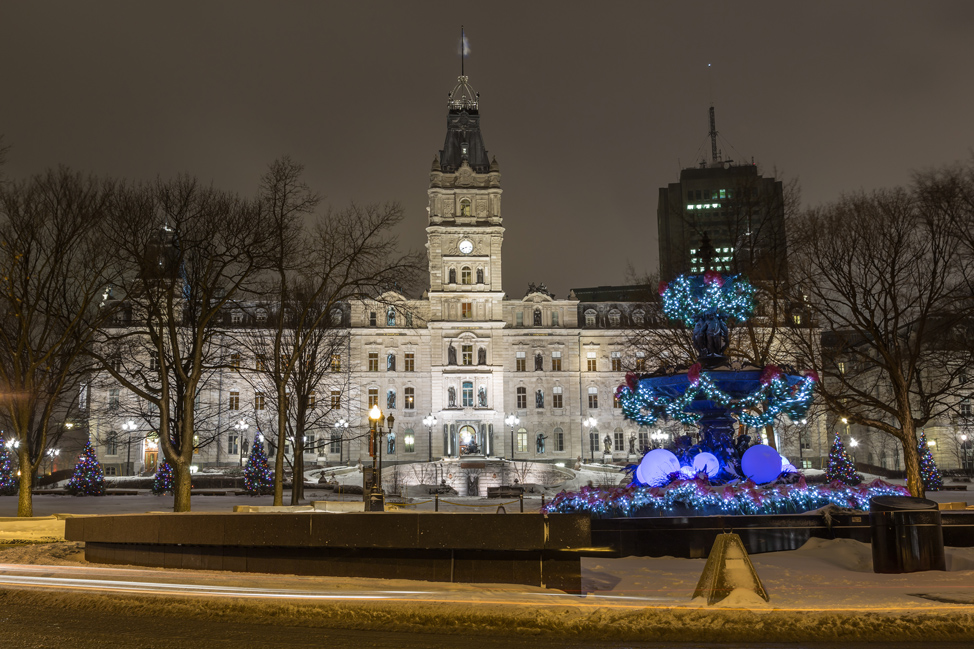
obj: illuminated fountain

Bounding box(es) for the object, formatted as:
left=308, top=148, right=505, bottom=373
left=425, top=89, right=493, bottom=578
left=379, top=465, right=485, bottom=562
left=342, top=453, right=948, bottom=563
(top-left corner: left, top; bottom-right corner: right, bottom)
left=545, top=271, right=906, bottom=517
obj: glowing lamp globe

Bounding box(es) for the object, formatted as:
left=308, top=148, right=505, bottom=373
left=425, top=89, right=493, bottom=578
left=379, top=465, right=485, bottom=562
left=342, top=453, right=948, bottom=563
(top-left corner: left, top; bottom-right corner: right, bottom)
left=679, top=465, right=696, bottom=479
left=741, top=444, right=782, bottom=484
left=692, top=452, right=721, bottom=478
left=636, top=448, right=681, bottom=486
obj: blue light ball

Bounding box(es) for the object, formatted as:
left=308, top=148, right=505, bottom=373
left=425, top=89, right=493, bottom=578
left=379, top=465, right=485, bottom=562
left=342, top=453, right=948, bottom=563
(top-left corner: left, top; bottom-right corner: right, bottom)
left=692, top=452, right=721, bottom=478
left=636, top=448, right=681, bottom=486
left=741, top=444, right=783, bottom=484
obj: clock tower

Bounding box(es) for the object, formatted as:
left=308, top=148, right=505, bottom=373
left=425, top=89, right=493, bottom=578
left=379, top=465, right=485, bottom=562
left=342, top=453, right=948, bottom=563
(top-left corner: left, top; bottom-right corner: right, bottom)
left=426, top=73, right=504, bottom=322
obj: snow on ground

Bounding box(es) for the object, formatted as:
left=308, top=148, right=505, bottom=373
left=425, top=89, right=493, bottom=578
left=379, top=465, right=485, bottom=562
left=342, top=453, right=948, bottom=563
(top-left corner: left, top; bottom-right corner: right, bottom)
left=0, top=515, right=65, bottom=542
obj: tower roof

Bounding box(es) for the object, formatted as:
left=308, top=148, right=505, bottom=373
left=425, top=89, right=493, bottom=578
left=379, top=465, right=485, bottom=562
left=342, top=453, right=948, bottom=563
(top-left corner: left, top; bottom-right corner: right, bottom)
left=438, top=75, right=490, bottom=174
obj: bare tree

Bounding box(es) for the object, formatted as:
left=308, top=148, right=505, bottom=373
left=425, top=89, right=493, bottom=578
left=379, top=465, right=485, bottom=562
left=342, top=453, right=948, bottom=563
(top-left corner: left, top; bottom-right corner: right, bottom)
left=0, top=168, right=117, bottom=516
left=785, top=183, right=974, bottom=497
left=93, top=177, right=274, bottom=512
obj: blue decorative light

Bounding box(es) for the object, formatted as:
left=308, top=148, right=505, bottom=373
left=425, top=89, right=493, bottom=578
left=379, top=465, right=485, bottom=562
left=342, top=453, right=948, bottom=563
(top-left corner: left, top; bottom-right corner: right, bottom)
left=741, top=444, right=783, bottom=484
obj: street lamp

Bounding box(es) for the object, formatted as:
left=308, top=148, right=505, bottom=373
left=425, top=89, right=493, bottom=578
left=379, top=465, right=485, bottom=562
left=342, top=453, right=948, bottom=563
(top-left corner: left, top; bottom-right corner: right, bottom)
left=422, top=413, right=437, bottom=462
left=333, top=418, right=349, bottom=464
left=583, top=416, right=597, bottom=462
left=120, top=420, right=138, bottom=475
left=234, top=420, right=249, bottom=466
left=367, top=405, right=385, bottom=511
left=505, top=413, right=520, bottom=458
left=45, top=448, right=60, bottom=473
left=849, top=437, right=859, bottom=464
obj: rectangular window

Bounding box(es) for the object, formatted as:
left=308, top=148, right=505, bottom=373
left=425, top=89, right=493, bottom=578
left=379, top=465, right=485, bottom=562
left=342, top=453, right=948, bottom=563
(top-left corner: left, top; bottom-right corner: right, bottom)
left=554, top=430, right=565, bottom=452
left=837, top=361, right=846, bottom=374
left=638, top=430, right=649, bottom=449
left=307, top=391, right=316, bottom=409
left=552, top=386, right=563, bottom=409
left=227, top=434, right=239, bottom=455
left=613, top=393, right=622, bottom=408
left=331, top=354, right=342, bottom=372
left=106, top=434, right=118, bottom=456
left=961, top=398, right=972, bottom=417
left=404, top=352, right=415, bottom=372
left=256, top=354, right=266, bottom=371
left=551, top=351, right=562, bottom=372
left=611, top=351, right=622, bottom=372
left=368, top=388, right=379, bottom=408
left=614, top=431, right=624, bottom=452
left=462, top=344, right=473, bottom=366
left=330, top=390, right=341, bottom=409
left=330, top=432, right=341, bottom=453
left=368, top=352, right=379, bottom=372
left=404, top=387, right=415, bottom=410
left=404, top=432, right=415, bottom=453
left=369, top=311, right=377, bottom=326
left=551, top=311, right=559, bottom=327
left=230, top=352, right=241, bottom=371
left=108, top=388, right=120, bottom=410
left=229, top=391, right=240, bottom=410
left=587, top=351, right=597, bottom=372
left=109, top=356, right=122, bottom=374
left=517, top=432, right=528, bottom=453
left=516, top=351, right=526, bottom=372
left=149, top=357, right=159, bottom=372
left=516, top=311, right=523, bottom=326
left=305, top=434, right=316, bottom=454
left=590, top=432, right=600, bottom=453
left=635, top=352, right=646, bottom=371
left=516, top=387, right=527, bottom=409
left=588, top=387, right=598, bottom=409
left=462, top=302, right=472, bottom=319
left=255, top=392, right=265, bottom=410
left=462, top=382, right=474, bottom=407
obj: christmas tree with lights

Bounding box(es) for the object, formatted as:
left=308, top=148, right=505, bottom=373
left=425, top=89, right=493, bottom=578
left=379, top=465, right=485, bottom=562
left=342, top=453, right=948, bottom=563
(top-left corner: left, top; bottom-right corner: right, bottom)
left=152, top=460, right=174, bottom=495
left=65, top=440, right=106, bottom=496
left=916, top=430, right=943, bottom=491
left=826, top=433, right=862, bottom=486
left=243, top=434, right=273, bottom=495
left=0, top=434, right=17, bottom=496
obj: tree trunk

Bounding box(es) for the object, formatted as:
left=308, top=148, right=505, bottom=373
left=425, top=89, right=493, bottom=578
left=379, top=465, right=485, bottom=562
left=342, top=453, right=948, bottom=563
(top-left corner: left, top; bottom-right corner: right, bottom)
left=273, top=404, right=287, bottom=506
left=173, top=461, right=193, bottom=512
left=17, top=446, right=33, bottom=517
left=290, top=435, right=304, bottom=505
left=765, top=422, right=778, bottom=451
left=901, top=428, right=924, bottom=498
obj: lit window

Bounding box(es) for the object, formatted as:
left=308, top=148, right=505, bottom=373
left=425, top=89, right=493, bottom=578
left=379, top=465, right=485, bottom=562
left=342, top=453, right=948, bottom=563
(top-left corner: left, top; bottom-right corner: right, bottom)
left=462, top=302, right=472, bottom=319
left=404, top=387, right=415, bottom=410
left=588, top=386, right=598, bottom=409
left=462, top=382, right=474, bottom=407
left=368, top=388, right=379, bottom=408
left=404, top=431, right=415, bottom=453
left=587, top=351, right=597, bottom=372
left=551, top=351, right=562, bottom=371
left=330, top=390, right=340, bottom=409
left=611, top=351, right=622, bottom=372
left=552, top=386, right=563, bottom=409
left=460, top=199, right=471, bottom=216
left=461, top=267, right=471, bottom=285
left=792, top=314, right=802, bottom=325
left=635, top=351, right=646, bottom=371
left=517, top=430, right=528, bottom=453
left=255, top=392, right=265, bottom=410
left=230, top=353, right=240, bottom=371
left=229, top=391, right=240, bottom=410
left=331, top=355, right=342, bottom=372
left=368, top=352, right=379, bottom=372
left=307, top=391, right=316, bottom=409
left=516, top=351, right=526, bottom=372
left=462, top=344, right=473, bottom=365
left=404, top=352, right=415, bottom=372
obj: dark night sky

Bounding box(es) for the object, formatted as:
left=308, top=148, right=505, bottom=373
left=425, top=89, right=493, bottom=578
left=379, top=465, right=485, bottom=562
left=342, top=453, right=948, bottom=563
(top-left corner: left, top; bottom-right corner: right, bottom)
left=3, top=1, right=973, bottom=298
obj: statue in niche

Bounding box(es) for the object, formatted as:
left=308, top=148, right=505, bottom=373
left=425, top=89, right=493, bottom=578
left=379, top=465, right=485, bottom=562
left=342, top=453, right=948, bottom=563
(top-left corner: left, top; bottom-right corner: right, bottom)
left=447, top=344, right=457, bottom=365
left=478, top=347, right=486, bottom=365
left=448, top=268, right=457, bottom=284
left=387, top=432, right=396, bottom=454
left=628, top=433, right=637, bottom=455
left=534, top=309, right=542, bottom=326
left=603, top=434, right=612, bottom=454
left=387, top=353, right=395, bottom=372
left=387, top=389, right=396, bottom=410
left=447, top=386, right=457, bottom=408
left=536, top=433, right=547, bottom=454
left=535, top=389, right=544, bottom=409
left=387, top=308, right=396, bottom=327
left=478, top=386, right=488, bottom=408
left=535, top=352, right=543, bottom=371
left=476, top=268, right=484, bottom=284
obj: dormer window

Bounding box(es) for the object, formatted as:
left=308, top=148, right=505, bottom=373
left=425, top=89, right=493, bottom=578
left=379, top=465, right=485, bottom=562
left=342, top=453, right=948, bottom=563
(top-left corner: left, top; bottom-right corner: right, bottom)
left=231, top=309, right=243, bottom=324
left=255, top=308, right=268, bottom=323
left=608, top=309, right=621, bottom=327
left=584, top=309, right=597, bottom=327
left=632, top=309, right=645, bottom=326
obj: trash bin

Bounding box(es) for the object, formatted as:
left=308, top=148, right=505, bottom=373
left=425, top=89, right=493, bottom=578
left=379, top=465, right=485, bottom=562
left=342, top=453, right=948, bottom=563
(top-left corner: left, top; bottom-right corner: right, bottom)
left=869, top=495, right=945, bottom=573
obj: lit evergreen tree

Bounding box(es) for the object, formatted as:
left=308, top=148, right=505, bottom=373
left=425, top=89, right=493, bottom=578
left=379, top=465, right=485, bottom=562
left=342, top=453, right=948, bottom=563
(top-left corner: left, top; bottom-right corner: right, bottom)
left=65, top=440, right=106, bottom=496
left=152, top=461, right=174, bottom=495
left=243, top=434, right=273, bottom=496
left=916, top=430, right=943, bottom=491
left=826, top=433, right=862, bottom=486
left=0, top=434, right=17, bottom=496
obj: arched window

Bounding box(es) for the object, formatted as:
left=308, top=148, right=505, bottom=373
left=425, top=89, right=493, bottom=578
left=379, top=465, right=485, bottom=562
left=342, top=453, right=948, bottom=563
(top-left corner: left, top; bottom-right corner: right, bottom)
left=462, top=381, right=474, bottom=407
left=255, top=308, right=268, bottom=323
left=584, top=309, right=596, bottom=327
left=476, top=268, right=484, bottom=284
left=460, top=199, right=471, bottom=216
left=448, top=268, right=457, bottom=284
left=461, top=266, right=472, bottom=285
left=632, top=309, right=645, bottom=326
left=608, top=309, right=621, bottom=327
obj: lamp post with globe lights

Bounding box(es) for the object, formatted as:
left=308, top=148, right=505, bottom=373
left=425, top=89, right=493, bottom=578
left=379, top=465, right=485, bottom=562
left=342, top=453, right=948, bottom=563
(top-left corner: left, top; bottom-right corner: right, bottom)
left=121, top=420, right=138, bottom=475
left=505, top=414, right=519, bottom=459
left=422, top=413, right=437, bottom=462
left=233, top=420, right=249, bottom=467
left=651, top=428, right=668, bottom=449
left=583, top=416, right=597, bottom=463
left=333, top=418, right=349, bottom=465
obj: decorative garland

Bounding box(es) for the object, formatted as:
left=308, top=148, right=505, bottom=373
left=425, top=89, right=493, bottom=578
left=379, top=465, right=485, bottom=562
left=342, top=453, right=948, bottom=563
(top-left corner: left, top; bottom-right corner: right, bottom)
left=542, top=477, right=908, bottom=517
left=617, top=365, right=816, bottom=428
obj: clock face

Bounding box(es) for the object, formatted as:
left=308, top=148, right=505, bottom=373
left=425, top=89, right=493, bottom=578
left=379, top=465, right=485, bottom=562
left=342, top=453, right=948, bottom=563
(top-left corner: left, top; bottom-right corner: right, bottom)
left=459, top=240, right=473, bottom=254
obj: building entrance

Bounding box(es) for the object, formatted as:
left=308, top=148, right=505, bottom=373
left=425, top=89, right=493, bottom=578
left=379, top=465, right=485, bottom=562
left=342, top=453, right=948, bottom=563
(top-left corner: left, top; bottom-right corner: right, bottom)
left=458, top=425, right=481, bottom=455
